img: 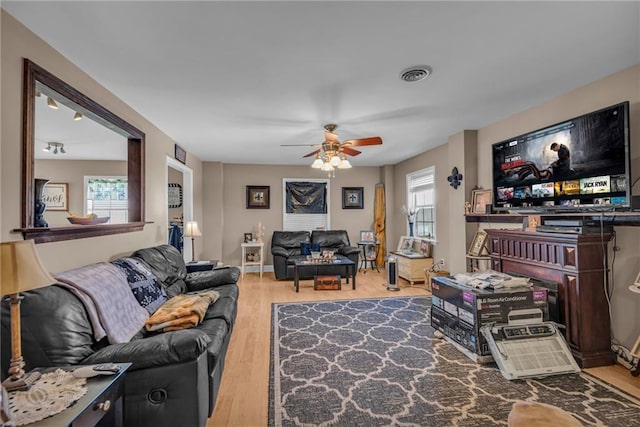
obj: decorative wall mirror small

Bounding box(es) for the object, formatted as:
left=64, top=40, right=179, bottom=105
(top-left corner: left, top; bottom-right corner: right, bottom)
left=18, top=59, right=146, bottom=243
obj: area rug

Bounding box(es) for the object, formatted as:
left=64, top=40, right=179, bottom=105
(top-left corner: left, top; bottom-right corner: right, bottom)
left=269, top=297, right=640, bottom=426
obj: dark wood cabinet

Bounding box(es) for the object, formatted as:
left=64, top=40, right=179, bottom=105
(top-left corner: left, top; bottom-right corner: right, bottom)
left=485, top=229, right=615, bottom=368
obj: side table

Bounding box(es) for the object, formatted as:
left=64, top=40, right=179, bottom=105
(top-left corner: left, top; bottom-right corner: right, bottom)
left=241, top=241, right=264, bottom=278
left=17, top=362, right=130, bottom=427
left=357, top=242, right=380, bottom=273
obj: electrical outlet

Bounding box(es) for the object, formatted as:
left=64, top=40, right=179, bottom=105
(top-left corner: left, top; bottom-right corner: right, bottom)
left=439, top=258, right=445, bottom=267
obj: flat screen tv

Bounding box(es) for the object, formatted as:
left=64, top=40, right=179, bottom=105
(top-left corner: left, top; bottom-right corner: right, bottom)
left=492, top=101, right=631, bottom=212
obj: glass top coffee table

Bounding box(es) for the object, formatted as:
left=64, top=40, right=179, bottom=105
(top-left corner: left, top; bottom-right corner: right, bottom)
left=292, top=258, right=356, bottom=293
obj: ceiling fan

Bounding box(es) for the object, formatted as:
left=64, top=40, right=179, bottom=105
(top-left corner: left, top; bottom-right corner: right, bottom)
left=281, top=124, right=383, bottom=173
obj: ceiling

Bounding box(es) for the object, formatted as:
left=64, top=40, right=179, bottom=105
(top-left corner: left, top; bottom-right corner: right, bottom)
left=5, top=1, right=640, bottom=167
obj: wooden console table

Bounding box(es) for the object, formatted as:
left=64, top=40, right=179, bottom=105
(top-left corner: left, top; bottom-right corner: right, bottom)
left=486, top=229, right=614, bottom=368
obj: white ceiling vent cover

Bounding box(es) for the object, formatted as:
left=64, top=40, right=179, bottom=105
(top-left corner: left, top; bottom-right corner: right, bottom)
left=400, top=66, right=432, bottom=82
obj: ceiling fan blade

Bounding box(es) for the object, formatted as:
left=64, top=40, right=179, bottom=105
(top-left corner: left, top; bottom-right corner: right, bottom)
left=341, top=146, right=361, bottom=156
left=342, top=136, right=383, bottom=146
left=303, top=149, right=321, bottom=158
left=280, top=143, right=320, bottom=147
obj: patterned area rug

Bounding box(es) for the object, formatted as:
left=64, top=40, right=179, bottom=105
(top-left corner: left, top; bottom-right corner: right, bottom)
left=269, top=297, right=640, bottom=426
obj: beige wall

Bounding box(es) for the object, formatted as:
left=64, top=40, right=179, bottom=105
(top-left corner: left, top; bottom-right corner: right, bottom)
left=1, top=11, right=204, bottom=272
left=203, top=163, right=383, bottom=266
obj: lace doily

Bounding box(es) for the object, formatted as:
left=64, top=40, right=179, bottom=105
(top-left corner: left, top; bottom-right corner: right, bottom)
left=7, top=369, right=87, bottom=426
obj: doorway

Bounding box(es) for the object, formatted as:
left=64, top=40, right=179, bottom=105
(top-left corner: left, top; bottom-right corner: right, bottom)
left=166, top=156, right=194, bottom=263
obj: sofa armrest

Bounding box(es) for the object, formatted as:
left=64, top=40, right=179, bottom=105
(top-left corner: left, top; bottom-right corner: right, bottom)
left=339, top=246, right=361, bottom=257
left=271, top=246, right=289, bottom=257
left=185, top=266, right=240, bottom=292
left=82, top=329, right=211, bottom=371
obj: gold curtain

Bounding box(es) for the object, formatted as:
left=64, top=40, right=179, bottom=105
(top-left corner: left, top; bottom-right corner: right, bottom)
left=374, top=183, right=386, bottom=266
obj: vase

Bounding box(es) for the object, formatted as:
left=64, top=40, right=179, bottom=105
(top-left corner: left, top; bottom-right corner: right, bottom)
left=34, top=178, right=49, bottom=228
left=408, top=222, right=414, bottom=237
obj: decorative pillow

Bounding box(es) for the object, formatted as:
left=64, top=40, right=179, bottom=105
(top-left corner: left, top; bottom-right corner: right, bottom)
left=311, top=243, right=321, bottom=252
left=300, top=242, right=311, bottom=255
left=112, top=257, right=168, bottom=314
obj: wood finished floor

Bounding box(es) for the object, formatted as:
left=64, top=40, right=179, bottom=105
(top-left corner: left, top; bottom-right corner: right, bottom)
left=208, top=269, right=640, bottom=426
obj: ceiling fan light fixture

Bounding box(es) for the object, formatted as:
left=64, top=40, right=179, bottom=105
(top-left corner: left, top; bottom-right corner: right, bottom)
left=73, top=112, right=83, bottom=120
left=329, top=154, right=341, bottom=166
left=337, top=155, right=352, bottom=169
left=400, top=65, right=432, bottom=83
left=47, top=96, right=58, bottom=109
left=311, top=155, right=324, bottom=169
left=320, top=162, right=334, bottom=172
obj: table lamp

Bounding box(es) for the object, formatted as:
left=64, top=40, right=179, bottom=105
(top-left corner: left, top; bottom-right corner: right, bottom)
left=183, top=221, right=202, bottom=263
left=1, top=240, right=56, bottom=391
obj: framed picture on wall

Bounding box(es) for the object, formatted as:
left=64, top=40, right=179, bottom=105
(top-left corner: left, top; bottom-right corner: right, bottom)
left=342, top=187, right=363, bottom=209
left=175, top=144, right=187, bottom=164
left=247, top=185, right=270, bottom=209
left=42, top=182, right=68, bottom=211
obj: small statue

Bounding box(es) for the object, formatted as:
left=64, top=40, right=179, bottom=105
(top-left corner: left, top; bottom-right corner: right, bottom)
left=464, top=202, right=472, bottom=215
left=255, top=221, right=266, bottom=243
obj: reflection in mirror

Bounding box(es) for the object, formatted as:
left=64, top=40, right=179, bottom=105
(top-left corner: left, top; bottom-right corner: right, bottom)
left=34, top=82, right=129, bottom=226
left=20, top=59, right=146, bottom=243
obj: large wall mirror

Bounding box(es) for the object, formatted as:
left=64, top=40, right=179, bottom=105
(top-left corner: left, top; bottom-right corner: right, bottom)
left=19, top=59, right=146, bottom=243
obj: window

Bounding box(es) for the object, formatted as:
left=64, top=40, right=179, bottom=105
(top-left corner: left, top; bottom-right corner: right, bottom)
left=85, top=176, right=128, bottom=224
left=282, top=178, right=330, bottom=231
left=407, top=166, right=436, bottom=239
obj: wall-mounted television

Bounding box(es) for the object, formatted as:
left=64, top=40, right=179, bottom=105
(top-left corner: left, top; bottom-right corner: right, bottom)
left=492, top=101, right=631, bottom=212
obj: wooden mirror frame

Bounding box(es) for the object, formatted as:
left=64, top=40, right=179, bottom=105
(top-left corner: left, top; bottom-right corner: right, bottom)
left=17, top=58, right=146, bottom=243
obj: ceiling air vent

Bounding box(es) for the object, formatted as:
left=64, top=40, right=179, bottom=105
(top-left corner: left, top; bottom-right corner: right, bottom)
left=400, top=66, right=432, bottom=82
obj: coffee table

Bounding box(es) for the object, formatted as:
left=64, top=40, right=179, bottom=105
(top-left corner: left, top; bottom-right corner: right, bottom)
left=292, top=258, right=356, bottom=292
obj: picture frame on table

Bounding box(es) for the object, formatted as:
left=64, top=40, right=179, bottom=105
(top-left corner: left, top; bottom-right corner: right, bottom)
left=41, top=182, right=68, bottom=211
left=246, top=185, right=270, bottom=209
left=468, top=230, right=489, bottom=256
left=360, top=230, right=375, bottom=243
left=243, top=233, right=253, bottom=243
left=471, top=188, right=493, bottom=214
left=342, top=187, right=364, bottom=209
left=397, top=236, right=413, bottom=252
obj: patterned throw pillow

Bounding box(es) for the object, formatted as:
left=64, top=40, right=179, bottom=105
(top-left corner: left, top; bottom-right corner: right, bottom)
left=300, top=242, right=311, bottom=255
left=112, top=257, right=168, bottom=314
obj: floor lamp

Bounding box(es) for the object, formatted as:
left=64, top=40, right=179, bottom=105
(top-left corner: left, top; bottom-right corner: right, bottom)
left=1, top=240, right=56, bottom=391
left=183, top=221, right=202, bottom=263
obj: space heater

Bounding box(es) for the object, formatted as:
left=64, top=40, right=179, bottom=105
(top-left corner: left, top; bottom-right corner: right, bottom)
left=386, top=255, right=399, bottom=291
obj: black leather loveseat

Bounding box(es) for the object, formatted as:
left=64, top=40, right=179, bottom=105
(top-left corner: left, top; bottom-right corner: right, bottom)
left=1, top=244, right=239, bottom=427
left=271, top=230, right=360, bottom=279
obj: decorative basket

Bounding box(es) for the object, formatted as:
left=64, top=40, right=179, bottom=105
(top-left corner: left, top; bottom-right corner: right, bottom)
left=67, top=216, right=110, bottom=225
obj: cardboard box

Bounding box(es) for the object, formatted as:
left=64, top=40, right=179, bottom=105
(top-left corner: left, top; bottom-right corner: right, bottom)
left=430, top=276, right=548, bottom=361
left=425, top=270, right=450, bottom=292
left=314, top=275, right=341, bottom=290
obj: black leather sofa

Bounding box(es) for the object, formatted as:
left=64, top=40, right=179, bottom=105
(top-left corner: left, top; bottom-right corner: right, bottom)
left=0, top=244, right=239, bottom=427
left=271, top=230, right=360, bottom=279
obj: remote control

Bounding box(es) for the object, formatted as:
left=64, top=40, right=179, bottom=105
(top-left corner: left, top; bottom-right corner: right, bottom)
left=72, top=364, right=120, bottom=378
left=93, top=364, right=121, bottom=373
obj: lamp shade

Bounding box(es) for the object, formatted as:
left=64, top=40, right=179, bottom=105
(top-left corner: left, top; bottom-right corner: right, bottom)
left=1, top=240, right=55, bottom=296
left=183, top=221, right=202, bottom=238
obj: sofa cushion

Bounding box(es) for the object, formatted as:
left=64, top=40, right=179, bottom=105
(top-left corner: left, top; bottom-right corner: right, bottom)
left=132, top=245, right=188, bottom=296
left=186, top=267, right=240, bottom=292
left=272, top=231, right=311, bottom=250
left=112, top=257, right=168, bottom=314
left=311, top=230, right=351, bottom=248
left=1, top=285, right=95, bottom=369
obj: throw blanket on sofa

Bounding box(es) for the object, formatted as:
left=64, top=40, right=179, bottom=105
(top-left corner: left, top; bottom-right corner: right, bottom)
left=145, top=290, right=220, bottom=332
left=55, top=263, right=149, bottom=344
